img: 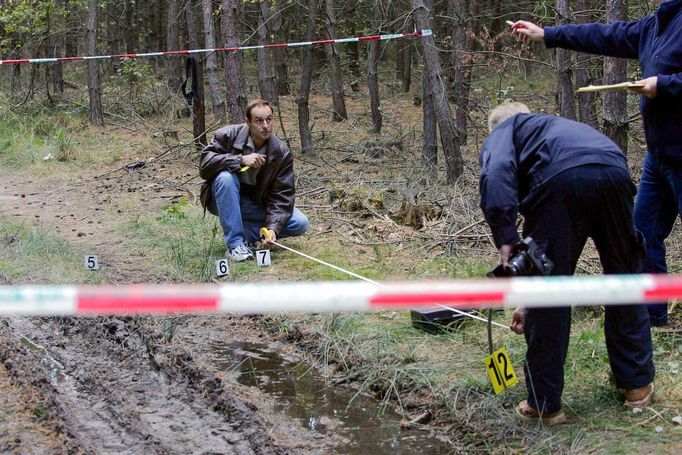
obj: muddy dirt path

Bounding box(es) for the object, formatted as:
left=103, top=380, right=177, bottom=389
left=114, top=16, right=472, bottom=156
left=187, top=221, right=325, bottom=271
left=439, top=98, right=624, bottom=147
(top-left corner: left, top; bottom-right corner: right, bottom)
left=0, top=158, right=337, bottom=453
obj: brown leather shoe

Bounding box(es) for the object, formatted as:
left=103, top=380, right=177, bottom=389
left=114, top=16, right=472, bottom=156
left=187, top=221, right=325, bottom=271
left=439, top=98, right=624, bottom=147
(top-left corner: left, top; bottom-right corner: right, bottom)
left=515, top=400, right=567, bottom=426
left=624, top=383, right=654, bottom=408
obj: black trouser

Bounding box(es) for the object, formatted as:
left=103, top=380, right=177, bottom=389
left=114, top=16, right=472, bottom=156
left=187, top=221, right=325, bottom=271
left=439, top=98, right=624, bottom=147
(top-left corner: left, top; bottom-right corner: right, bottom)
left=521, top=164, right=655, bottom=413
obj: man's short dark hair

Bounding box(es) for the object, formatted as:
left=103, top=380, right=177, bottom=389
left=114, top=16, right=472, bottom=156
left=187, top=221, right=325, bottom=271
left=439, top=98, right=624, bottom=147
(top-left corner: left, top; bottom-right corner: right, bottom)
left=245, top=99, right=273, bottom=120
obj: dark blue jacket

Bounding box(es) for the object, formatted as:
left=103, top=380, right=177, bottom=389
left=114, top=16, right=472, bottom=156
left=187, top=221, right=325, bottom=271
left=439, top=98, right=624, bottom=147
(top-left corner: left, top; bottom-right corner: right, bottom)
left=479, top=114, right=628, bottom=248
left=544, top=0, right=682, bottom=160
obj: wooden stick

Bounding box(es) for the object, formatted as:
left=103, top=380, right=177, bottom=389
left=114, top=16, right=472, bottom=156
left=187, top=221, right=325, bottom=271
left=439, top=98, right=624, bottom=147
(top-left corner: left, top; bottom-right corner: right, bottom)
left=577, top=82, right=645, bottom=93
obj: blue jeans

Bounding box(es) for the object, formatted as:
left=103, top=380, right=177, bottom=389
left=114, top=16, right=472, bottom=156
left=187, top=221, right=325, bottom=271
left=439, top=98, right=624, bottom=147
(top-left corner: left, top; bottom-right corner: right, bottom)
left=208, top=171, right=308, bottom=249
left=633, top=152, right=680, bottom=327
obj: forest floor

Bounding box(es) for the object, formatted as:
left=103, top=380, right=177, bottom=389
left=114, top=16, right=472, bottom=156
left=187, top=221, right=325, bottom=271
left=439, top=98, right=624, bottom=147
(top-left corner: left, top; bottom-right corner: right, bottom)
left=0, top=85, right=681, bottom=453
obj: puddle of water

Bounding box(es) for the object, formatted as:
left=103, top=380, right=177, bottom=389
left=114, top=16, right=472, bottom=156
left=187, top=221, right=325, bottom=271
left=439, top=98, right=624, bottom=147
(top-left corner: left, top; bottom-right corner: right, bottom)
left=212, top=341, right=453, bottom=454
left=19, top=335, right=66, bottom=385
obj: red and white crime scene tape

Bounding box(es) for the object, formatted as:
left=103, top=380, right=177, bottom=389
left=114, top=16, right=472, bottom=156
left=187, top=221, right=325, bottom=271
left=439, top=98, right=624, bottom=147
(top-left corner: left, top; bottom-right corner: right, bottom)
left=1, top=273, right=680, bottom=315
left=0, top=30, right=432, bottom=66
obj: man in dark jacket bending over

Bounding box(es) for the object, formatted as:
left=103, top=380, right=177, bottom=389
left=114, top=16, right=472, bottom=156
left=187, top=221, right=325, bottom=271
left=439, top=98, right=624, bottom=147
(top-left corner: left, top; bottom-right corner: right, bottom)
left=511, top=0, right=682, bottom=327
left=199, top=100, right=308, bottom=261
left=480, top=103, right=655, bottom=425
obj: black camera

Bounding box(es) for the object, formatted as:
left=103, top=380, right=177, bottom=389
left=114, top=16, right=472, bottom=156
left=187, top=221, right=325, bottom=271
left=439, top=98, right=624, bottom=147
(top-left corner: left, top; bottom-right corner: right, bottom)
left=488, top=237, right=554, bottom=277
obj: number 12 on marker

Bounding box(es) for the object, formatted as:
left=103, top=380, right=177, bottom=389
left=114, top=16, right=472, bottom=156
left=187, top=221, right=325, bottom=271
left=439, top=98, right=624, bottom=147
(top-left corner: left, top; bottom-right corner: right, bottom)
left=484, top=347, right=518, bottom=394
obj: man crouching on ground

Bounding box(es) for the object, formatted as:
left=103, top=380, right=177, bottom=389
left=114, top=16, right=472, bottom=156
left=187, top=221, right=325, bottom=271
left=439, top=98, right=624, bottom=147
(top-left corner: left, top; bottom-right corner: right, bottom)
left=479, top=102, right=655, bottom=425
left=199, top=99, right=308, bottom=261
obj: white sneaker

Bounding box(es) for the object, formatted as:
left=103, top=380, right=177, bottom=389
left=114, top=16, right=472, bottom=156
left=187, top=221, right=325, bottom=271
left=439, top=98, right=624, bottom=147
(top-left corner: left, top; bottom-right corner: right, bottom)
left=230, top=244, right=253, bottom=262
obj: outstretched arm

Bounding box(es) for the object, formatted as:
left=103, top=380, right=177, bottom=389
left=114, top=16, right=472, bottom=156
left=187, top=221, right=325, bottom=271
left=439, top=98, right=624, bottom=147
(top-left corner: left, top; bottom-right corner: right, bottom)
left=510, top=19, right=642, bottom=60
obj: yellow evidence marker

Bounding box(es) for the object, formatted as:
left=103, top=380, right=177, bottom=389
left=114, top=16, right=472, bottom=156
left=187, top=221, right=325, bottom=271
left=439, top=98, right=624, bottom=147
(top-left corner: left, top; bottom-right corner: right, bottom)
left=484, top=347, right=519, bottom=395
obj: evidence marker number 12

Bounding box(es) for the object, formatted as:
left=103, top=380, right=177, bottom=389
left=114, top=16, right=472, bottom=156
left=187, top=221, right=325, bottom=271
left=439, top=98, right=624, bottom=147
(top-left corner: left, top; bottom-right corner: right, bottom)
left=484, top=347, right=518, bottom=394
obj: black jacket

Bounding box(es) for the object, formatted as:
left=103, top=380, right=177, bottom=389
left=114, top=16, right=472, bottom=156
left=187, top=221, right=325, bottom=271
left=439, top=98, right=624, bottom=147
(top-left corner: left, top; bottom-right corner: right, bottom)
left=199, top=124, right=296, bottom=235
left=544, top=0, right=682, bottom=160
left=479, top=114, right=628, bottom=248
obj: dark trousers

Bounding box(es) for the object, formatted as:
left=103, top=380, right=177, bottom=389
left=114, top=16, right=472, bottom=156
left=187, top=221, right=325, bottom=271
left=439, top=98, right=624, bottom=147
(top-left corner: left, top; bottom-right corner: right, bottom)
left=633, top=152, right=682, bottom=326
left=521, top=165, right=655, bottom=413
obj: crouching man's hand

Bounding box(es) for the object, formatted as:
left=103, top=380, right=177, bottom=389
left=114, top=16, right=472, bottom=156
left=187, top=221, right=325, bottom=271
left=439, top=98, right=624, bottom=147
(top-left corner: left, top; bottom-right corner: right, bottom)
left=510, top=307, right=525, bottom=335
left=260, top=228, right=277, bottom=248
left=500, top=244, right=513, bottom=267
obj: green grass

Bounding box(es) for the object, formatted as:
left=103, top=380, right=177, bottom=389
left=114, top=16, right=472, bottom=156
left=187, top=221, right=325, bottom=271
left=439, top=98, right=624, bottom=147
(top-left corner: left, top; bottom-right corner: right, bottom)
left=0, top=105, right=126, bottom=171
left=0, top=218, right=103, bottom=285
left=124, top=200, right=229, bottom=283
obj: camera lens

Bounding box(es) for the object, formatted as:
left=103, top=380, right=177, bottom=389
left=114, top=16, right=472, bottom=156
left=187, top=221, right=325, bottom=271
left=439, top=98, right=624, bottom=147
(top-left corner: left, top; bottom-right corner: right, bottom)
left=504, top=254, right=527, bottom=276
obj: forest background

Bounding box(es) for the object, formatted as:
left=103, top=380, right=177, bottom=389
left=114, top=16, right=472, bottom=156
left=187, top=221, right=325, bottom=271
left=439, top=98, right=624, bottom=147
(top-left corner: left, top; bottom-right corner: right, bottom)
left=0, top=0, right=681, bottom=453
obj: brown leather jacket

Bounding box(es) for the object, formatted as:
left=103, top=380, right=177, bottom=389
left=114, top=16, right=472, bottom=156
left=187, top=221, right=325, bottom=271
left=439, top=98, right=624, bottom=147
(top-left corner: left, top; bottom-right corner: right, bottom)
left=199, top=124, right=296, bottom=235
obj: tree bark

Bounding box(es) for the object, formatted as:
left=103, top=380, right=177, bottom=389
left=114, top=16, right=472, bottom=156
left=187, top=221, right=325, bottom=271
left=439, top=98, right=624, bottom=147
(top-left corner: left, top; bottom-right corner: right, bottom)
left=185, top=0, right=201, bottom=50
left=422, top=63, right=438, bottom=181
left=124, top=0, right=136, bottom=54
left=449, top=0, right=476, bottom=144
left=395, top=6, right=413, bottom=93
left=297, top=0, right=319, bottom=154
left=257, top=0, right=278, bottom=105
left=105, top=0, right=121, bottom=72
left=221, top=0, right=247, bottom=122
left=87, top=0, right=104, bottom=125
left=191, top=58, right=207, bottom=148
left=367, top=2, right=382, bottom=134
left=412, top=0, right=462, bottom=182
left=555, top=0, right=576, bottom=119
left=603, top=0, right=629, bottom=153
left=50, top=0, right=65, bottom=95
left=184, top=1, right=206, bottom=148
left=271, top=4, right=290, bottom=96
left=202, top=0, right=226, bottom=120
left=324, top=0, right=348, bottom=121
left=166, top=0, right=183, bottom=92
left=575, top=0, right=597, bottom=127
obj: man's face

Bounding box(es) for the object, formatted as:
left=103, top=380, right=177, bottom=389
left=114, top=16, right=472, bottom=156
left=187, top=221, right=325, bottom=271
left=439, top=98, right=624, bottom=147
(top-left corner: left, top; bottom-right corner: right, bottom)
left=246, top=105, right=274, bottom=144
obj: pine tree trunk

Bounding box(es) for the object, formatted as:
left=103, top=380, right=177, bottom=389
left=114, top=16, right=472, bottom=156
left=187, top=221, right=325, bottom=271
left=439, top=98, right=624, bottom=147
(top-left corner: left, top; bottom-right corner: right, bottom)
left=185, top=0, right=201, bottom=50
left=202, top=0, right=226, bottom=120
left=556, top=0, right=576, bottom=119
left=87, top=0, right=103, bottom=125
left=257, top=1, right=278, bottom=105
left=185, top=1, right=206, bottom=148
left=449, top=0, right=475, bottom=145
left=50, top=1, right=64, bottom=95
left=271, top=6, right=290, bottom=96
left=367, top=3, right=382, bottom=134
left=396, top=9, right=413, bottom=93
left=124, top=0, right=135, bottom=54
left=575, top=0, right=597, bottom=127
left=105, top=0, right=121, bottom=72
left=166, top=0, right=183, bottom=92
left=221, top=0, right=247, bottom=122
left=324, top=0, right=348, bottom=121
left=422, top=63, right=438, bottom=181
left=297, top=0, right=319, bottom=154
left=603, top=0, right=629, bottom=153
left=412, top=0, right=462, bottom=182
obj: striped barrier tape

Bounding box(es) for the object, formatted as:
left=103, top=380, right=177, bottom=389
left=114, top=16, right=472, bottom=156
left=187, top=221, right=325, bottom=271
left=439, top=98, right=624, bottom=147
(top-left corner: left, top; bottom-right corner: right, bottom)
left=0, top=273, right=678, bottom=315
left=0, top=30, right=432, bottom=66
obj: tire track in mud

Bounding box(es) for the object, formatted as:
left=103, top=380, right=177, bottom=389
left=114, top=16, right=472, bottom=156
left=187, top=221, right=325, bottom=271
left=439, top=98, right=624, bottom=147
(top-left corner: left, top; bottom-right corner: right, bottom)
left=1, top=316, right=286, bottom=454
